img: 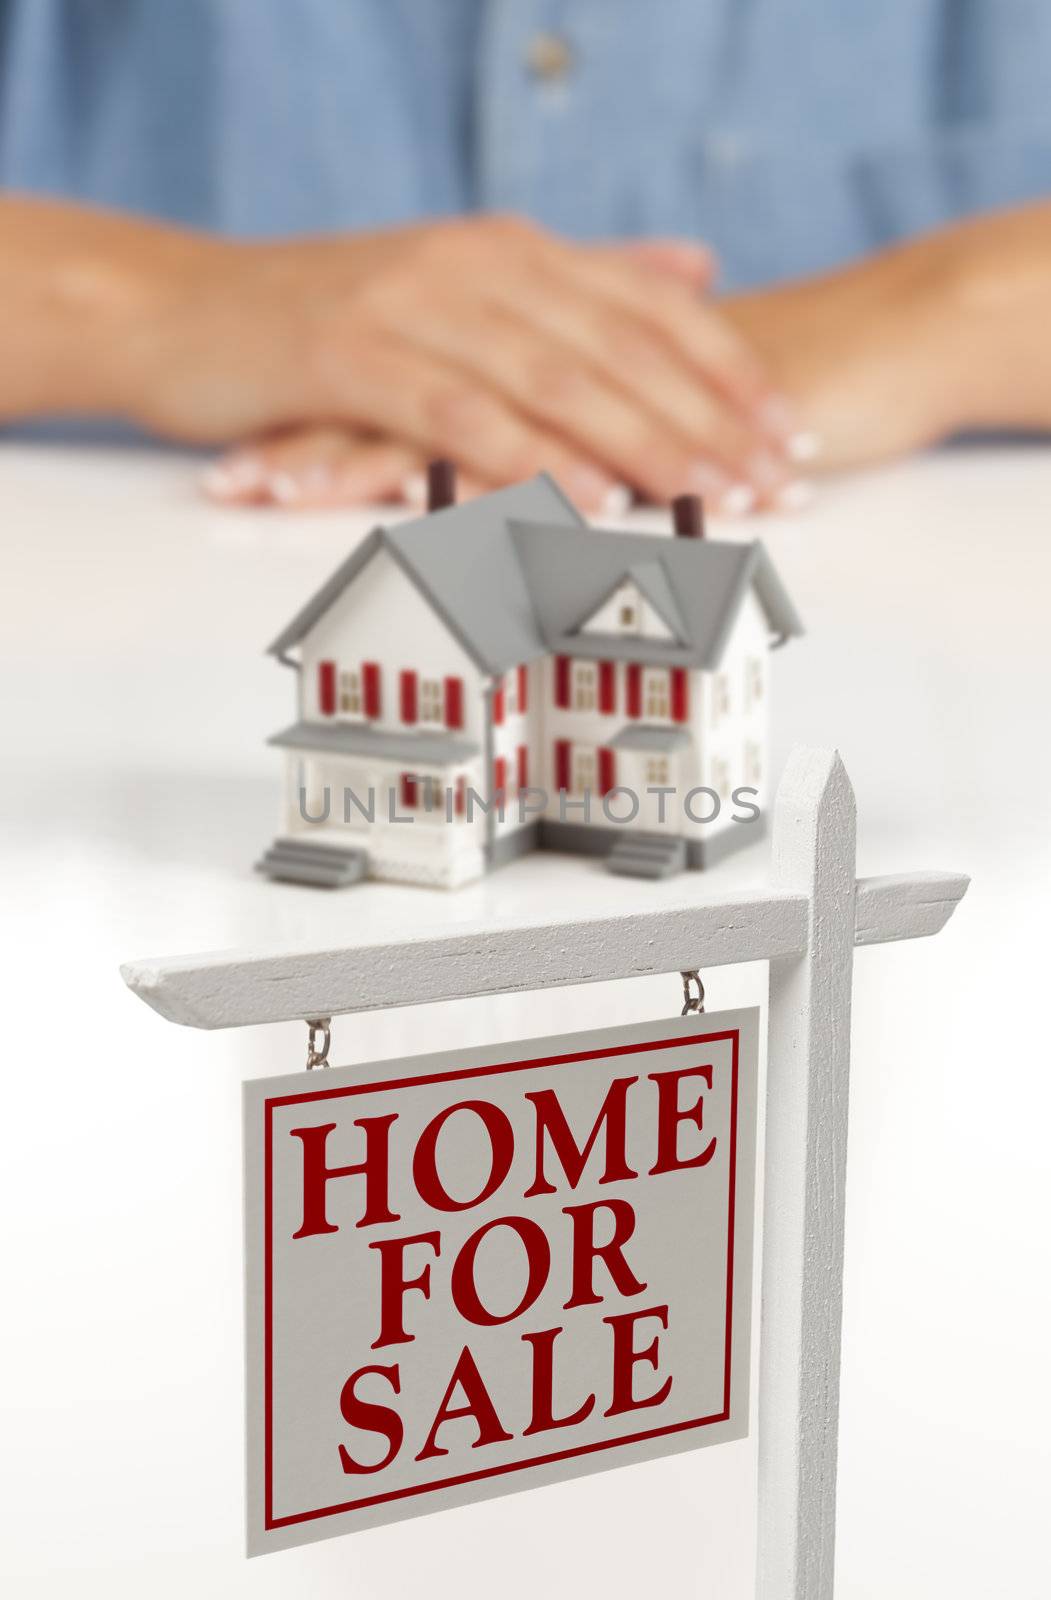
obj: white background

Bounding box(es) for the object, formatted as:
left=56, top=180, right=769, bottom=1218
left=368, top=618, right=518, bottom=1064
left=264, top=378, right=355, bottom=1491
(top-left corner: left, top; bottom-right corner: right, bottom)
left=2, top=443, right=1049, bottom=1598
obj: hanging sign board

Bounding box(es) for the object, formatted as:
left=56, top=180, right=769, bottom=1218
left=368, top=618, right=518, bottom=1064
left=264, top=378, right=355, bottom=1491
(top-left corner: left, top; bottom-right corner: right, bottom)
left=244, top=1009, right=758, bottom=1555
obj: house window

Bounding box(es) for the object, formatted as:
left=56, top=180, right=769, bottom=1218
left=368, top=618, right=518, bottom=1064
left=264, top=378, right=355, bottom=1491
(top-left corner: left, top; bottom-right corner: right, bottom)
left=620, top=602, right=637, bottom=629
left=419, top=678, right=443, bottom=724
left=400, top=772, right=441, bottom=813
left=339, top=669, right=362, bottom=715
left=711, top=672, right=731, bottom=725
left=573, top=661, right=597, bottom=711
left=573, top=746, right=597, bottom=795
left=712, top=757, right=731, bottom=798
left=645, top=756, right=670, bottom=786
left=644, top=668, right=669, bottom=719
left=745, top=656, right=764, bottom=710
left=745, top=741, right=762, bottom=785
left=504, top=672, right=517, bottom=716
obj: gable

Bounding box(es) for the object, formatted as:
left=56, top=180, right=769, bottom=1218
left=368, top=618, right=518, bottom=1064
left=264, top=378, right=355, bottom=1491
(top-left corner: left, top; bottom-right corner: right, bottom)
left=299, top=545, right=477, bottom=687
left=578, top=577, right=676, bottom=642
left=511, top=520, right=803, bottom=668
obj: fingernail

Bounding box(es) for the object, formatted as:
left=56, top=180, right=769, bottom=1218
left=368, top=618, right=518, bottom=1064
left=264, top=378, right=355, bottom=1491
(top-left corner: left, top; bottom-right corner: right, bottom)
left=758, top=394, right=798, bottom=439
left=269, top=472, right=302, bottom=506
left=601, top=484, right=633, bottom=517
left=202, top=454, right=262, bottom=500
left=747, top=450, right=790, bottom=494
left=564, top=465, right=617, bottom=512
left=401, top=471, right=427, bottom=508
left=719, top=483, right=757, bottom=517
left=775, top=479, right=816, bottom=512
left=202, top=463, right=239, bottom=500
left=300, top=464, right=334, bottom=494
left=787, top=430, right=823, bottom=464
left=688, top=461, right=732, bottom=498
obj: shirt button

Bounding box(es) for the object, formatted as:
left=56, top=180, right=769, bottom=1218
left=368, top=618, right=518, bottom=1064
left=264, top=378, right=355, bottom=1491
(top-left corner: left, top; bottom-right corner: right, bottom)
left=525, top=33, right=575, bottom=82
left=706, top=133, right=749, bottom=171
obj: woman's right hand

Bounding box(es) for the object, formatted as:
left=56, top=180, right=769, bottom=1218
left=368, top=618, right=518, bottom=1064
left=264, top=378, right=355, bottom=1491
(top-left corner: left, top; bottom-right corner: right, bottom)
left=134, top=214, right=813, bottom=512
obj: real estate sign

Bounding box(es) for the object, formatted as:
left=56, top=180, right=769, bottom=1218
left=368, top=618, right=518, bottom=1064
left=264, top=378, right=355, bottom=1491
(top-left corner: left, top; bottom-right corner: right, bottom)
left=244, top=1011, right=758, bottom=1555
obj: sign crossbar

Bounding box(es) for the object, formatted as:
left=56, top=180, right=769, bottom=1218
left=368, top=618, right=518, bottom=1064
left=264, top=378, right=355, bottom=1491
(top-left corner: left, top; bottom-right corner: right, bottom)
left=122, top=873, right=966, bottom=1032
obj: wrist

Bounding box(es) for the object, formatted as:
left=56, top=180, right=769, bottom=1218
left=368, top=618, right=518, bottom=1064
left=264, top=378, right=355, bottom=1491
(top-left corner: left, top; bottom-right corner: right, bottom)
left=107, top=225, right=243, bottom=425
left=913, top=213, right=1045, bottom=433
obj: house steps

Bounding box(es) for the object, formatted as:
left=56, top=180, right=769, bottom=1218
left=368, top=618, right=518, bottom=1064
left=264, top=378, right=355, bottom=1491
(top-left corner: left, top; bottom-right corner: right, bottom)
left=255, top=836, right=368, bottom=889
left=605, top=833, right=687, bottom=880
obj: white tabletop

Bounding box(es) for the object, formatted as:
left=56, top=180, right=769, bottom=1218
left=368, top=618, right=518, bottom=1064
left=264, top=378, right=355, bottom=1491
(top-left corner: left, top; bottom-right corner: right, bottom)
left=3, top=442, right=1048, bottom=1598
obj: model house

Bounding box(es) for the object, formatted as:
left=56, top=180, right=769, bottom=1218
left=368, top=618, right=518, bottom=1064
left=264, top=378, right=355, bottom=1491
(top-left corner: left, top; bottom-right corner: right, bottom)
left=258, top=464, right=802, bottom=888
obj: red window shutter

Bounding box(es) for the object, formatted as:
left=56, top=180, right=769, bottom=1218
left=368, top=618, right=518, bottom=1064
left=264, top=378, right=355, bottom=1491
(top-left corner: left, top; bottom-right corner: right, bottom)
left=598, top=747, right=616, bottom=796
left=517, top=744, right=528, bottom=790
left=399, top=669, right=418, bottom=724
left=671, top=667, right=689, bottom=723
left=554, top=739, right=571, bottom=791
left=444, top=675, right=464, bottom=729
left=399, top=772, right=417, bottom=809
left=362, top=661, right=381, bottom=718
left=493, top=684, right=505, bottom=726
left=318, top=660, right=336, bottom=717
left=626, top=663, right=642, bottom=718
left=493, top=756, right=507, bottom=797
left=455, top=775, right=466, bottom=817
left=517, top=664, right=528, bottom=713
left=599, top=660, right=616, bottom=714
left=554, top=655, right=571, bottom=708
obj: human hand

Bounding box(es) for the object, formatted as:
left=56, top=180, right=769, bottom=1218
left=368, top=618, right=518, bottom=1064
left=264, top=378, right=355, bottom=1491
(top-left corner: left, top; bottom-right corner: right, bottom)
left=203, top=424, right=492, bottom=510
left=133, top=215, right=814, bottom=513
left=720, top=220, right=1028, bottom=471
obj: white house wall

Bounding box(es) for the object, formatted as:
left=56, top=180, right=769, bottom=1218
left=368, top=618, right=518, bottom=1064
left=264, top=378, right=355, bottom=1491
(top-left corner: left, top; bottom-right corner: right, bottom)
left=580, top=580, right=675, bottom=642
left=537, top=654, right=696, bottom=838
left=490, top=663, right=539, bottom=844
left=695, top=589, right=770, bottom=843
left=535, top=590, right=772, bottom=847
left=293, top=547, right=490, bottom=877
left=298, top=547, right=483, bottom=742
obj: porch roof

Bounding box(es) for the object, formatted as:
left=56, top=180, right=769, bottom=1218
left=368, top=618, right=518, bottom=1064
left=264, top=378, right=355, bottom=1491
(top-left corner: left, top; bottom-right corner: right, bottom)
left=609, top=724, right=692, bottom=754
left=268, top=720, right=480, bottom=767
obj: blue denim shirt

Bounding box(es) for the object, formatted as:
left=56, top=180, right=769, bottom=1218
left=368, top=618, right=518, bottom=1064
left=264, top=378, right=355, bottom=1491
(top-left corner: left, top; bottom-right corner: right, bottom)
left=1, top=0, right=1049, bottom=288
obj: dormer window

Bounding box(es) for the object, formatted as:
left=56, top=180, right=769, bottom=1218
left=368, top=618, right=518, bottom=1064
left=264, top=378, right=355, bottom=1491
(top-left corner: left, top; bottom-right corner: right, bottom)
left=339, top=669, right=362, bottom=715
left=620, top=603, right=636, bottom=629
left=419, top=678, right=443, bottom=724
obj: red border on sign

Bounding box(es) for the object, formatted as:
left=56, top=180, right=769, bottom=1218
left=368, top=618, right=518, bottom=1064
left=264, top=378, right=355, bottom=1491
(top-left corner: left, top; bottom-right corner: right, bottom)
left=262, top=1028, right=741, bottom=1531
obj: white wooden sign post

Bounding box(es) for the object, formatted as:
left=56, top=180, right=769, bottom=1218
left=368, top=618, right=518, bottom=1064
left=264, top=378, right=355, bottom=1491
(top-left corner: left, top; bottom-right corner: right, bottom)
left=123, top=747, right=968, bottom=1597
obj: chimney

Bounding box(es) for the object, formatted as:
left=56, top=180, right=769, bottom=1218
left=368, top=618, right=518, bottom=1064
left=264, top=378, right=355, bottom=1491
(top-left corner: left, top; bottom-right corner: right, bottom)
left=672, top=493, right=705, bottom=538
left=427, top=459, right=457, bottom=512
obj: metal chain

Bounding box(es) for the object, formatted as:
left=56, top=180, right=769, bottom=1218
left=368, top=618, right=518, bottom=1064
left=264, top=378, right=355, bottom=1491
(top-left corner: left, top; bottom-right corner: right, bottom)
left=680, top=970, right=706, bottom=1017
left=305, top=1017, right=332, bottom=1070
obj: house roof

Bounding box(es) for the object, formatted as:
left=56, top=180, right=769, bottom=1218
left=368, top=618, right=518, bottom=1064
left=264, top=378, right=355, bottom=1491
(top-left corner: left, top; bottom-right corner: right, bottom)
left=269, top=721, right=480, bottom=767
left=609, top=724, right=692, bottom=754
left=510, top=520, right=802, bottom=670
left=268, top=474, right=802, bottom=675
left=267, top=474, right=584, bottom=673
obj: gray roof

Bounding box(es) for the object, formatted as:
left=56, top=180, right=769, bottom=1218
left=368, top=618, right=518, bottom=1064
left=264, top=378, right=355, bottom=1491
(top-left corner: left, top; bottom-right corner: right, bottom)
left=511, top=520, right=802, bottom=670
left=268, top=474, right=584, bottom=674
left=268, top=475, right=802, bottom=675
left=268, top=720, right=479, bottom=767
left=609, top=724, right=692, bottom=753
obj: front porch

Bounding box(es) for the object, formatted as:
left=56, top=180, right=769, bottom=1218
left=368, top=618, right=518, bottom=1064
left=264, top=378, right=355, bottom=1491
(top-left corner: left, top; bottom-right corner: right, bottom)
left=260, top=720, right=486, bottom=888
